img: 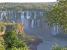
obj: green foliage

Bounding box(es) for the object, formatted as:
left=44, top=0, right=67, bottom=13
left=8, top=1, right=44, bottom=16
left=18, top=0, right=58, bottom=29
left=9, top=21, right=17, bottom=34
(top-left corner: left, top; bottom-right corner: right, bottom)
left=52, top=46, right=62, bottom=50
left=48, top=0, right=67, bottom=32
left=4, top=31, right=29, bottom=50
left=52, top=44, right=67, bottom=50
left=52, top=44, right=61, bottom=50
left=0, top=40, right=5, bottom=50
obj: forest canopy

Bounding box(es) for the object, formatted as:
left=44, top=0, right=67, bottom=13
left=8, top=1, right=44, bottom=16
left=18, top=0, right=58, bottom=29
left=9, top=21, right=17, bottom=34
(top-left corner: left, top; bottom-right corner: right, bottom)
left=48, top=0, right=67, bottom=32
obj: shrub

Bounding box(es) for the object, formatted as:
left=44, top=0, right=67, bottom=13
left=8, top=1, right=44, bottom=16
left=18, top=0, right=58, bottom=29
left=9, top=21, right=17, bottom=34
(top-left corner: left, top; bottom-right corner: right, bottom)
left=0, top=40, right=5, bottom=50
left=52, top=46, right=61, bottom=50
left=52, top=44, right=63, bottom=50
left=4, top=31, right=29, bottom=50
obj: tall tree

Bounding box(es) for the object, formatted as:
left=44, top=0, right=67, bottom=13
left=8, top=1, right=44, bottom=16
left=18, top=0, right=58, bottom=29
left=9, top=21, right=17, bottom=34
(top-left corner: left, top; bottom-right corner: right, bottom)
left=48, top=0, right=67, bottom=32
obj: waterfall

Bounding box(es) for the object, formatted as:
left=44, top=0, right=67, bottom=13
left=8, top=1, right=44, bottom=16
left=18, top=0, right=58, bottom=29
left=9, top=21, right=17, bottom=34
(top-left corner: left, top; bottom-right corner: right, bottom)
left=50, top=23, right=60, bottom=35
left=31, top=20, right=34, bottom=28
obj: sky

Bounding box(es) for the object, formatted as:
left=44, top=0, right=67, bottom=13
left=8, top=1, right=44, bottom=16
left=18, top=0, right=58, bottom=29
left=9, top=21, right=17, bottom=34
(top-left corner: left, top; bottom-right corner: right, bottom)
left=0, top=0, right=57, bottom=3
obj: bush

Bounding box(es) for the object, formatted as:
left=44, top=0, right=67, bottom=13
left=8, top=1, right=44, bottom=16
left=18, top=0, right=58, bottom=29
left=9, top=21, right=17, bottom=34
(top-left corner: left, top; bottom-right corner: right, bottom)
left=0, top=40, right=5, bottom=50
left=52, top=44, right=64, bottom=50
left=4, top=31, right=29, bottom=50
left=0, top=36, right=5, bottom=50
left=52, top=46, right=61, bottom=50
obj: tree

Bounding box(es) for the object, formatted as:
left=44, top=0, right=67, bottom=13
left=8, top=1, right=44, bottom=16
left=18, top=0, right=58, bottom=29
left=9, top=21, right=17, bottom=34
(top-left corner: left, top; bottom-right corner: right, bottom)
left=48, top=0, right=67, bottom=33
